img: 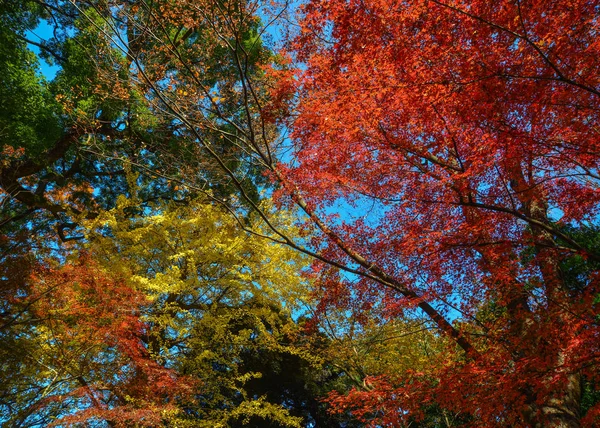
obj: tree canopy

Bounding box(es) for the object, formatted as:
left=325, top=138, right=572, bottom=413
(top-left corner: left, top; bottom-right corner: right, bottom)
left=1, top=0, right=600, bottom=427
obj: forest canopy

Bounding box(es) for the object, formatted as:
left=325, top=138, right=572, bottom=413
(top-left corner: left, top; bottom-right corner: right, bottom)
left=1, top=0, right=599, bottom=427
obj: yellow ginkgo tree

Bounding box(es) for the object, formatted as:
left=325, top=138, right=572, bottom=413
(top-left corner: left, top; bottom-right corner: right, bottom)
left=83, top=194, right=321, bottom=427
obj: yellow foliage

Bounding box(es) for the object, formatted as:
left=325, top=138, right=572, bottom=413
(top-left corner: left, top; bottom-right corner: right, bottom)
left=317, top=311, right=448, bottom=388
left=83, top=195, right=317, bottom=426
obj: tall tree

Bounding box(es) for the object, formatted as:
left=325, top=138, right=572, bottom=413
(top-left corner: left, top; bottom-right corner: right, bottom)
left=0, top=0, right=276, bottom=241
left=0, top=1, right=338, bottom=426
left=82, top=194, right=328, bottom=427
left=0, top=192, right=336, bottom=427
left=280, top=0, right=600, bottom=426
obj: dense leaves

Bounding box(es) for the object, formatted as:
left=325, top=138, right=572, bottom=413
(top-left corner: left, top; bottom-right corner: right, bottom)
left=0, top=256, right=194, bottom=427
left=2, top=0, right=600, bottom=427
left=283, top=0, right=600, bottom=425
left=0, top=1, right=329, bottom=426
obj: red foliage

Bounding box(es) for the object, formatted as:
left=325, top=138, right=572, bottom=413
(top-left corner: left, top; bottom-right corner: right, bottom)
left=283, top=0, right=600, bottom=425
left=28, top=255, right=196, bottom=426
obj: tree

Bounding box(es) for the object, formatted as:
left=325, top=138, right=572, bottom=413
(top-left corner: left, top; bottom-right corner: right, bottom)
left=0, top=191, right=341, bottom=427
left=279, top=0, right=600, bottom=426
left=0, top=2, right=337, bottom=426
left=82, top=194, right=327, bottom=427
left=0, top=0, right=275, bottom=242
left=0, top=255, right=195, bottom=427
left=0, top=0, right=127, bottom=230
left=312, top=306, right=463, bottom=427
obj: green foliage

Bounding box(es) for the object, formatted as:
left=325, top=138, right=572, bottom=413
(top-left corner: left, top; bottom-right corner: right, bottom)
left=0, top=2, right=61, bottom=157
left=557, top=225, right=600, bottom=293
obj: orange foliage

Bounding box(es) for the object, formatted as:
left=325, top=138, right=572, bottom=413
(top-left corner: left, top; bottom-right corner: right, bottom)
left=285, top=0, right=600, bottom=425
left=27, top=256, right=196, bottom=427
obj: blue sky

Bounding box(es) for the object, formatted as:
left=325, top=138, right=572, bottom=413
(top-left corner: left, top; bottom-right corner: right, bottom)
left=27, top=20, right=59, bottom=79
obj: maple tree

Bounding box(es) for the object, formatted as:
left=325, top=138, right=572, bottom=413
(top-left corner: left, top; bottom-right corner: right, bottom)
left=308, top=304, right=466, bottom=427
left=276, top=0, right=600, bottom=426
left=58, top=0, right=599, bottom=425
left=1, top=255, right=195, bottom=427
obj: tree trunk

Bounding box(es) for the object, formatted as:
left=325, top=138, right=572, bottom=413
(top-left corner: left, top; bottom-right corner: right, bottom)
left=538, top=370, right=582, bottom=428
left=511, top=166, right=582, bottom=428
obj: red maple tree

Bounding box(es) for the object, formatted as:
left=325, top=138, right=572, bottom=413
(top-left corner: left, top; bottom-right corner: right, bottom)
left=278, top=0, right=600, bottom=425
left=12, top=256, right=196, bottom=426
